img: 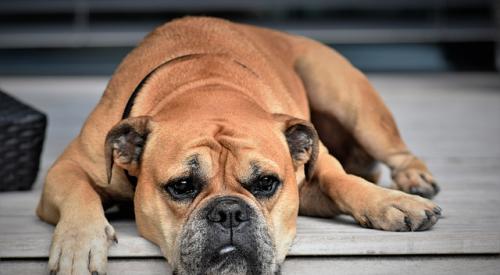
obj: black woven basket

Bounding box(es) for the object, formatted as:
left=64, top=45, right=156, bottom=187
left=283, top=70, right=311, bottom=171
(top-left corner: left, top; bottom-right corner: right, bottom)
left=0, top=90, right=47, bottom=191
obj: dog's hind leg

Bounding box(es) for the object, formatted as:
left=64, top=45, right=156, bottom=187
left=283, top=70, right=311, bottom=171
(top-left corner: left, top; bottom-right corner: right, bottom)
left=37, top=159, right=116, bottom=275
left=299, top=144, right=441, bottom=231
left=293, top=38, right=439, bottom=198
left=310, top=109, right=381, bottom=184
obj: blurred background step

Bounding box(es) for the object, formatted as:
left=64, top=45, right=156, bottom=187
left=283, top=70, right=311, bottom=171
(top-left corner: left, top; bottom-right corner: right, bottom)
left=0, top=0, right=498, bottom=74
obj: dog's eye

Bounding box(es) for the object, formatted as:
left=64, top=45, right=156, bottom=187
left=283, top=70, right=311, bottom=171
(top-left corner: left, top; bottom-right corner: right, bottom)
left=165, top=177, right=198, bottom=200
left=251, top=175, right=281, bottom=198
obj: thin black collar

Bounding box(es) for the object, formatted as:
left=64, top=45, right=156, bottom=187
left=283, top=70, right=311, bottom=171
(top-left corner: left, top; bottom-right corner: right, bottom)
left=122, top=53, right=207, bottom=119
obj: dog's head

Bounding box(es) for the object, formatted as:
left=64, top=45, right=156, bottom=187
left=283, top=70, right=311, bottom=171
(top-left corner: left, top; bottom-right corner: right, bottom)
left=104, top=90, right=318, bottom=274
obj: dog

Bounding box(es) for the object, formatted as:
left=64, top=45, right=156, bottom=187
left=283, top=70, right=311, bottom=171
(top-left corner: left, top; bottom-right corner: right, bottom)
left=37, top=16, right=441, bottom=275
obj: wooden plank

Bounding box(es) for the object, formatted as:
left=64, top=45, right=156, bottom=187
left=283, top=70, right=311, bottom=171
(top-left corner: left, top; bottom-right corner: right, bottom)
left=0, top=74, right=499, bottom=259
left=284, top=256, right=500, bottom=275
left=2, top=256, right=500, bottom=275
left=2, top=74, right=500, bottom=166
left=1, top=177, right=499, bottom=258
left=2, top=74, right=499, bottom=165
left=1, top=217, right=499, bottom=257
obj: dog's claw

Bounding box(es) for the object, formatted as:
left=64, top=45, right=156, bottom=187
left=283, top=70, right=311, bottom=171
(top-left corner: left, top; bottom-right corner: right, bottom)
left=408, top=184, right=435, bottom=199
left=414, top=210, right=436, bottom=231
left=425, top=210, right=433, bottom=220
left=430, top=181, right=440, bottom=193
left=404, top=216, right=412, bottom=231
left=105, top=224, right=118, bottom=244
left=433, top=206, right=442, bottom=216
left=50, top=270, right=57, bottom=275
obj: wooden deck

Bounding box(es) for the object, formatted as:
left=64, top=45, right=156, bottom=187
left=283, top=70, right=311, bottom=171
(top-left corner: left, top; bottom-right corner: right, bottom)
left=1, top=73, right=499, bottom=274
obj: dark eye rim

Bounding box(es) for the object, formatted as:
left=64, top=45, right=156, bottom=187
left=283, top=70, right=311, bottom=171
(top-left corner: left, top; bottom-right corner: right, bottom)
left=163, top=176, right=201, bottom=201
left=250, top=174, right=282, bottom=198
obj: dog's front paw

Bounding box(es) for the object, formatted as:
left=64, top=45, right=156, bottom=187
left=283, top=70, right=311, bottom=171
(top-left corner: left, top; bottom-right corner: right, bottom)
left=391, top=155, right=439, bottom=199
left=48, top=218, right=117, bottom=275
left=356, top=190, right=442, bottom=232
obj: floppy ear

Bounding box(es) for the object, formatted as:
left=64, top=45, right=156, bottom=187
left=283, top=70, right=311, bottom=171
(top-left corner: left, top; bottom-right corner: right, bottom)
left=275, top=114, right=319, bottom=180
left=104, top=116, right=152, bottom=184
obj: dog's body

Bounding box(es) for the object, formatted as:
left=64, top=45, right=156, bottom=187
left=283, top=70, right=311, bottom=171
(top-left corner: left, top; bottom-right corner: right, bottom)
left=37, top=17, right=441, bottom=275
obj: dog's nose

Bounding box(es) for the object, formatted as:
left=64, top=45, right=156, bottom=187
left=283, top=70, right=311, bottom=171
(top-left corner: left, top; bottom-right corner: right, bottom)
left=207, top=197, right=249, bottom=229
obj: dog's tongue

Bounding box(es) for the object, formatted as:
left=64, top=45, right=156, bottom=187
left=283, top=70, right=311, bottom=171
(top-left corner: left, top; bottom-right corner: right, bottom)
left=218, top=245, right=236, bottom=256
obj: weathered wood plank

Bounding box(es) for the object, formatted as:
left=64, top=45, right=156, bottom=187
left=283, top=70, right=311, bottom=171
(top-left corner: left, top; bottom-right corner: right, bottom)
left=2, top=256, right=500, bottom=275
left=2, top=74, right=500, bottom=165
left=0, top=74, right=499, bottom=260
left=1, top=155, right=499, bottom=257
left=1, top=181, right=500, bottom=258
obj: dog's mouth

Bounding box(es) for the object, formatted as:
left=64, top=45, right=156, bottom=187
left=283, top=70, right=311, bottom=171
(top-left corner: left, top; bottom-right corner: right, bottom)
left=205, top=245, right=247, bottom=272
left=201, top=247, right=249, bottom=275
left=218, top=244, right=237, bottom=256
left=211, top=244, right=252, bottom=263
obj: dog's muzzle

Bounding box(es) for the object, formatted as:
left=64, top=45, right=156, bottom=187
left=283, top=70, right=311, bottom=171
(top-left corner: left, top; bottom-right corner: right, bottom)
left=177, top=196, right=277, bottom=275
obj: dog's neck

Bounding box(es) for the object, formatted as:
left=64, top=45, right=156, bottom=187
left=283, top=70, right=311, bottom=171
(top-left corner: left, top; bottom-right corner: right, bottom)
left=123, top=53, right=284, bottom=119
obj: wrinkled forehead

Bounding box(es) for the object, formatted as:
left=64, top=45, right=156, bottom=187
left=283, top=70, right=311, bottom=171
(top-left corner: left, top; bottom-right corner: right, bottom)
left=147, top=121, right=289, bottom=182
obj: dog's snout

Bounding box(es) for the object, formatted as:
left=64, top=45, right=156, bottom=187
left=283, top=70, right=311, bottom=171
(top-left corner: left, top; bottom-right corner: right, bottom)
left=207, top=197, right=249, bottom=229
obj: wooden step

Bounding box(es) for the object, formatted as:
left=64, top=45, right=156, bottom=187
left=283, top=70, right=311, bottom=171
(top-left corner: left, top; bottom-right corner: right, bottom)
left=0, top=73, right=499, bottom=274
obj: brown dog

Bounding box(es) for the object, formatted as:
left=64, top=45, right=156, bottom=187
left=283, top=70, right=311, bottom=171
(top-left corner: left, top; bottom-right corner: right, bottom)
left=37, top=17, right=441, bottom=274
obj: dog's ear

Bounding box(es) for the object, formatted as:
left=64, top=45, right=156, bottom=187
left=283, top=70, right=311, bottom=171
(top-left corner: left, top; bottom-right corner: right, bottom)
left=274, top=114, right=319, bottom=180
left=104, top=116, right=152, bottom=184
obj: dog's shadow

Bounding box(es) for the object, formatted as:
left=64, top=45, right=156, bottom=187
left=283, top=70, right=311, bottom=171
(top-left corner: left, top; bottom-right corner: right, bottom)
left=331, top=215, right=360, bottom=227
left=106, top=202, right=364, bottom=228
left=298, top=214, right=362, bottom=230
left=105, top=202, right=135, bottom=221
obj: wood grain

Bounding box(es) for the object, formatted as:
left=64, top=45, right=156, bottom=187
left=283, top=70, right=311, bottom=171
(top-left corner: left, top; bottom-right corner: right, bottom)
left=2, top=256, right=500, bottom=275
left=0, top=74, right=499, bottom=271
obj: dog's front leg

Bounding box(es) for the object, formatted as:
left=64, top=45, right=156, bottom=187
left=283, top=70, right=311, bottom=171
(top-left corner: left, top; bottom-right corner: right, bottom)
left=37, top=160, right=116, bottom=275
left=309, top=146, right=441, bottom=231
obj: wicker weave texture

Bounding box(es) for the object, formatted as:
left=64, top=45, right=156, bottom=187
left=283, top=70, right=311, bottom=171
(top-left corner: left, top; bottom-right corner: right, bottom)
left=0, top=90, right=46, bottom=191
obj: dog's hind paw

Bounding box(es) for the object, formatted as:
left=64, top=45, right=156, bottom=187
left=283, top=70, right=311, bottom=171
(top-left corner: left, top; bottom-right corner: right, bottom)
left=390, top=154, right=440, bottom=199
left=48, top=217, right=117, bottom=275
